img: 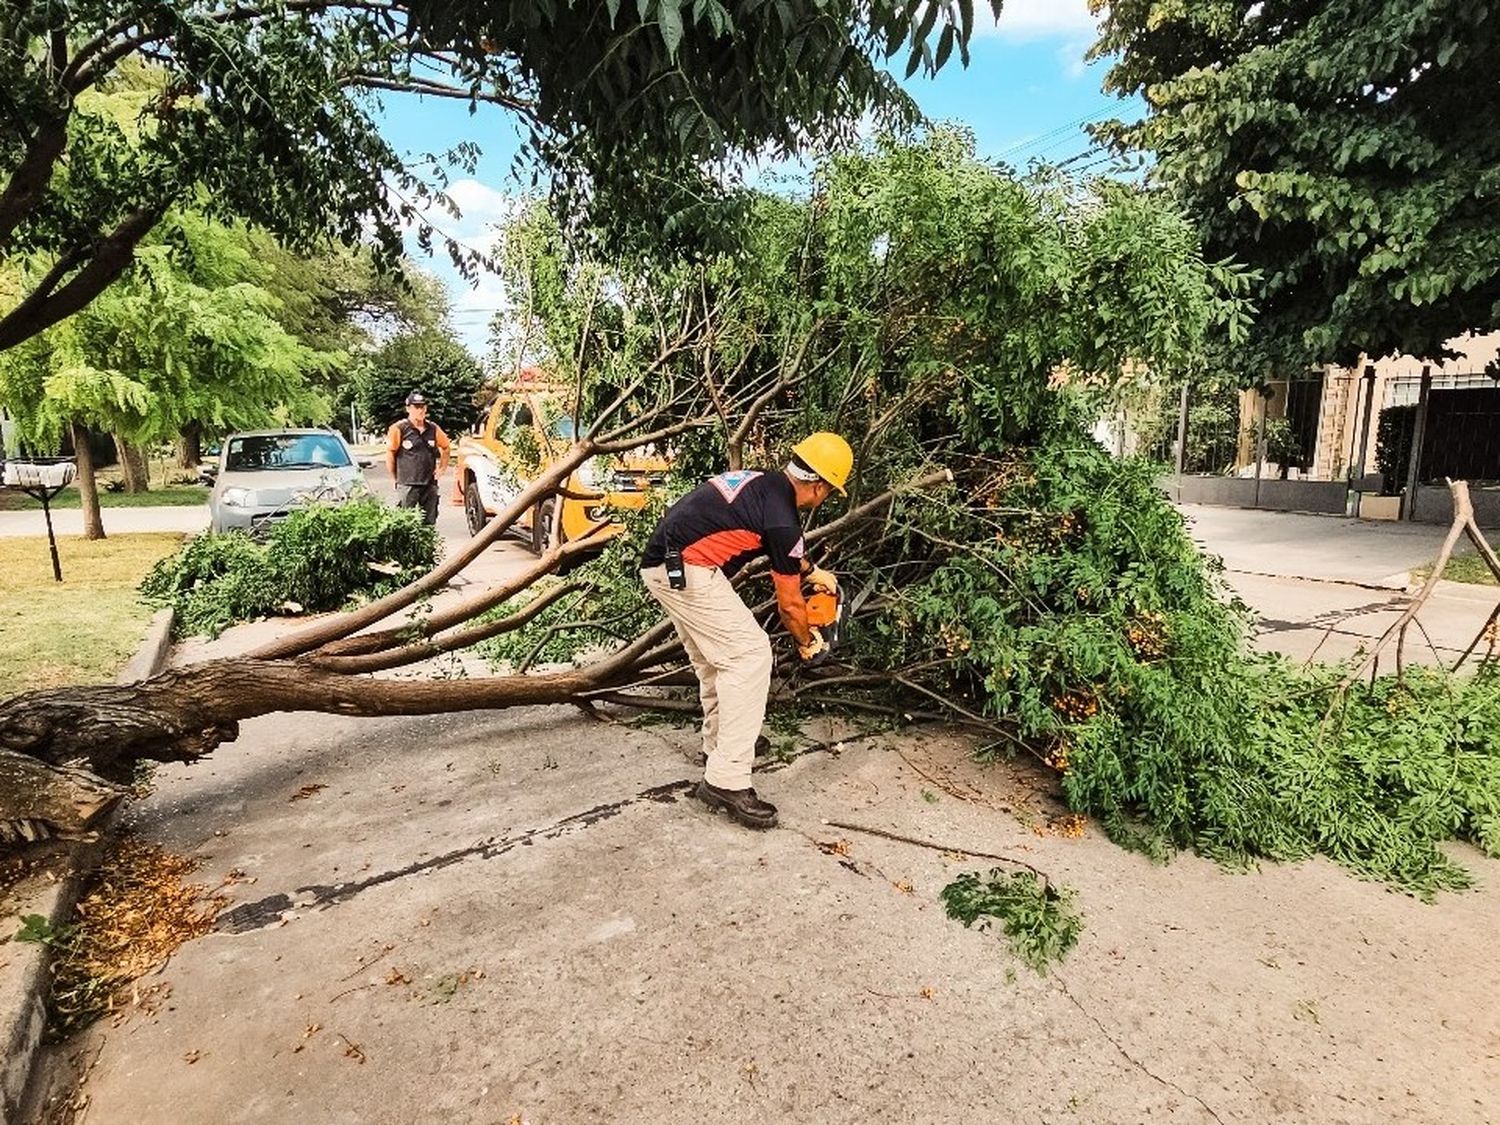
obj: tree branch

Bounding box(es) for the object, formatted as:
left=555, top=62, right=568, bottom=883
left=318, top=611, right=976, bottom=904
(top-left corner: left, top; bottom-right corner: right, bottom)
left=0, top=207, right=162, bottom=351
left=0, top=112, right=70, bottom=250
left=308, top=579, right=587, bottom=674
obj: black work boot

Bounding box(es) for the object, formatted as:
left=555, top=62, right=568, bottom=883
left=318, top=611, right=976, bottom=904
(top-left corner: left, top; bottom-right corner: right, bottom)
left=695, top=781, right=778, bottom=829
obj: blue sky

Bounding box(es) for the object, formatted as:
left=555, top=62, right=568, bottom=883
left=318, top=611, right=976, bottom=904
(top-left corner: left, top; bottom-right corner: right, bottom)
left=373, top=0, right=1138, bottom=354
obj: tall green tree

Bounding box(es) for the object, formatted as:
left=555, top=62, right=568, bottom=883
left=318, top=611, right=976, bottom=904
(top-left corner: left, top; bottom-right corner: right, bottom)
left=1092, top=0, right=1500, bottom=374
left=355, top=328, right=486, bottom=435
left=0, top=0, right=991, bottom=352
left=0, top=220, right=337, bottom=535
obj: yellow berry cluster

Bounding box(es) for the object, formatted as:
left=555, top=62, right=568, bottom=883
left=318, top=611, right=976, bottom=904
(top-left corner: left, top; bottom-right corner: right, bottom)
left=1125, top=610, right=1169, bottom=660
left=1051, top=690, right=1099, bottom=722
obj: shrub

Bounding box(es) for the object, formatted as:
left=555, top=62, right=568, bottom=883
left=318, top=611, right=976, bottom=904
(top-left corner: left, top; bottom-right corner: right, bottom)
left=142, top=498, right=438, bottom=636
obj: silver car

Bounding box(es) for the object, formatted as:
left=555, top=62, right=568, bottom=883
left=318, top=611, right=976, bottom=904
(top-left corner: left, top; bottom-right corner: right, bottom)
left=205, top=429, right=371, bottom=535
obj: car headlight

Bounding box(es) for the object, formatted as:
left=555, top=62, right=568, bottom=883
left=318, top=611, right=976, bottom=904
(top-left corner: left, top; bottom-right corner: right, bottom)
left=221, top=487, right=256, bottom=508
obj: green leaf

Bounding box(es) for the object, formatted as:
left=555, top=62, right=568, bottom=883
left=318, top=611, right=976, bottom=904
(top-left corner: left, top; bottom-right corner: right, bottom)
left=935, top=24, right=955, bottom=70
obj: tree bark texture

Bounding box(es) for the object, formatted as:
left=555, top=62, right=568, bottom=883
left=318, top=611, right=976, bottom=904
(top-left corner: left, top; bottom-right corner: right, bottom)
left=0, top=207, right=162, bottom=352
left=178, top=422, right=203, bottom=469
left=0, top=656, right=650, bottom=781
left=113, top=434, right=150, bottom=493
left=0, top=750, right=125, bottom=842
left=71, top=420, right=105, bottom=540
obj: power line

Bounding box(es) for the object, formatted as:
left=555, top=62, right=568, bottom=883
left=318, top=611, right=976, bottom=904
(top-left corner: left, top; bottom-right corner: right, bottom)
left=993, top=102, right=1120, bottom=160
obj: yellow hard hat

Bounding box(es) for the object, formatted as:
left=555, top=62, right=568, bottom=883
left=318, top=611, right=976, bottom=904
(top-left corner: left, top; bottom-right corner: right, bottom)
left=791, top=432, right=853, bottom=495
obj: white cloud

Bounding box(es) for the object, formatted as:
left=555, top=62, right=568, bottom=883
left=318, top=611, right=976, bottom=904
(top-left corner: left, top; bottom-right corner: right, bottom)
left=975, top=0, right=1099, bottom=41
left=427, top=177, right=524, bottom=249
left=393, top=176, right=527, bottom=358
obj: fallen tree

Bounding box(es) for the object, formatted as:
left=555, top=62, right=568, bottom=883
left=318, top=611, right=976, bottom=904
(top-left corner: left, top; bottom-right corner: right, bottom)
left=4, top=134, right=1498, bottom=898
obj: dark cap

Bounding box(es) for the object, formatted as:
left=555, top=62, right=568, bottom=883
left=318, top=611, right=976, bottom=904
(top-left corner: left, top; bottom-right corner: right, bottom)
left=405, top=392, right=427, bottom=406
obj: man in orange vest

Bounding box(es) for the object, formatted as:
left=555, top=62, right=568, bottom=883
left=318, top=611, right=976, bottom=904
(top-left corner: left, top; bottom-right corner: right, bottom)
left=386, top=392, right=451, bottom=526
left=640, top=433, right=853, bottom=829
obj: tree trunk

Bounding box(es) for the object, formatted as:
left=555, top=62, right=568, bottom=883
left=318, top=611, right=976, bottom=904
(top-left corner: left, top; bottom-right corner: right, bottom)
left=0, top=750, right=125, bottom=843
left=178, top=421, right=203, bottom=469
left=71, top=420, right=106, bottom=540
left=113, top=434, right=150, bottom=493
left=0, top=656, right=645, bottom=777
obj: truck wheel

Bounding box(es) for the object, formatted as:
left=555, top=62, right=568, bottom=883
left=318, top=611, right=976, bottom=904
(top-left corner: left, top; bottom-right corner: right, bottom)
left=464, top=478, right=490, bottom=537
left=529, top=498, right=557, bottom=556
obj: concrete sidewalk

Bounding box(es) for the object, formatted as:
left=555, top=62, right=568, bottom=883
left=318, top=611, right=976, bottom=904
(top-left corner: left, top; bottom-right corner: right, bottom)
left=25, top=705, right=1500, bottom=1124
left=1176, top=504, right=1473, bottom=586
left=0, top=505, right=210, bottom=538
left=1180, top=505, right=1497, bottom=664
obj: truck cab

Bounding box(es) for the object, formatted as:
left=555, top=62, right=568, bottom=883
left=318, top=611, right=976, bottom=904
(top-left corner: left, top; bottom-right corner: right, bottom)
left=455, top=387, right=668, bottom=556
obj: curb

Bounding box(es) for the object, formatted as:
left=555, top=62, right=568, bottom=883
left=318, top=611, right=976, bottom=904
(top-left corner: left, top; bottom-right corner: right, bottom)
left=117, top=608, right=175, bottom=685
left=0, top=606, right=174, bottom=1125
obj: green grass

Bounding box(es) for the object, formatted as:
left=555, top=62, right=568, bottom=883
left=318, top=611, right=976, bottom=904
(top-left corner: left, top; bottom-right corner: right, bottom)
left=0, top=485, right=208, bottom=511
left=0, top=533, right=184, bottom=697
left=1412, top=554, right=1499, bottom=587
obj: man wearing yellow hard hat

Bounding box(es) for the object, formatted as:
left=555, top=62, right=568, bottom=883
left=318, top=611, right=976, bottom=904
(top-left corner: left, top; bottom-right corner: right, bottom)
left=640, top=433, right=853, bottom=829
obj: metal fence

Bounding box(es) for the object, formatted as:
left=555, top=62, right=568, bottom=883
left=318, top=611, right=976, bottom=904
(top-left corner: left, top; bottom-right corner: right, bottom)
left=1146, top=366, right=1500, bottom=525
left=1376, top=372, right=1500, bottom=489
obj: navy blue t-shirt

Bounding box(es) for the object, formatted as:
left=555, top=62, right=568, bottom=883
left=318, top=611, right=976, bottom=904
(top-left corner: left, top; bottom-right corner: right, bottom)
left=642, top=470, right=805, bottom=579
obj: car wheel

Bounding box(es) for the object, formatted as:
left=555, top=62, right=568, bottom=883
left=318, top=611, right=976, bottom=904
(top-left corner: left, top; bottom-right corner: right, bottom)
left=529, top=498, right=557, bottom=556
left=464, top=478, right=490, bottom=537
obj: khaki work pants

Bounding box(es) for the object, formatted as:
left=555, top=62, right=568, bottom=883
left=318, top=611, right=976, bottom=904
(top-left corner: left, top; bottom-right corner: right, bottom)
left=641, top=564, right=773, bottom=791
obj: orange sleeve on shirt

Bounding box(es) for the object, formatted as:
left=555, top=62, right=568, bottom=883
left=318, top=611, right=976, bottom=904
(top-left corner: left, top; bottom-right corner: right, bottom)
left=386, top=423, right=402, bottom=451
left=434, top=425, right=451, bottom=450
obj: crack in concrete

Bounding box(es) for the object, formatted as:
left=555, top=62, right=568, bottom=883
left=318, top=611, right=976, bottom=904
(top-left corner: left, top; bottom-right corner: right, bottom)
left=216, top=779, right=693, bottom=934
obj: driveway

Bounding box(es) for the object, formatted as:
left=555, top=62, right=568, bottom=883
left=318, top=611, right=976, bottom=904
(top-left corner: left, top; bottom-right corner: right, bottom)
left=1176, top=504, right=1473, bottom=586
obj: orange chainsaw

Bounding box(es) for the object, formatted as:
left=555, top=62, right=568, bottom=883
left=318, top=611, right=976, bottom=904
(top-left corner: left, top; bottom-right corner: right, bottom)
left=802, top=581, right=854, bottom=666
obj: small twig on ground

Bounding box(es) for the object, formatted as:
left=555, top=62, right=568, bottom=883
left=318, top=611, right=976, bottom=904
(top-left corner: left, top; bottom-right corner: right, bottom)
left=822, top=820, right=1052, bottom=885
left=336, top=943, right=396, bottom=982
left=327, top=981, right=379, bottom=1004
left=894, top=747, right=1012, bottom=812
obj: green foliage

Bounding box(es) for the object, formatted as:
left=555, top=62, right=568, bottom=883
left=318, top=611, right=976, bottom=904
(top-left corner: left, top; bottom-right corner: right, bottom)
left=1093, top=0, right=1500, bottom=373
left=12, top=913, right=73, bottom=948
left=141, top=498, right=438, bottom=636
left=2, top=0, right=988, bottom=352
left=1376, top=405, right=1416, bottom=494
left=0, top=207, right=338, bottom=454
left=477, top=495, right=678, bottom=669
left=354, top=328, right=486, bottom=435
left=481, top=132, right=1499, bottom=896
left=1183, top=381, right=1246, bottom=474
left=941, top=869, right=1083, bottom=974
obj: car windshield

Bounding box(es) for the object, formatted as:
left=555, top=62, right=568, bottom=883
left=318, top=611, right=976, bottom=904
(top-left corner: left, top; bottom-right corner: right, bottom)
left=549, top=417, right=576, bottom=440
left=225, top=434, right=350, bottom=471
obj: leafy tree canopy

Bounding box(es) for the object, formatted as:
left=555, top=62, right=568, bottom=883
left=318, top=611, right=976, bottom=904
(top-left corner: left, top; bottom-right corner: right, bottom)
left=1092, top=0, right=1500, bottom=374
left=354, top=326, right=486, bottom=434
left=0, top=0, right=992, bottom=352
left=0, top=212, right=338, bottom=451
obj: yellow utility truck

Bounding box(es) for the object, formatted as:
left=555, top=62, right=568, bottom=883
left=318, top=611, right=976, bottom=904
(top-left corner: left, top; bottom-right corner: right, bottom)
left=454, top=382, right=669, bottom=555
